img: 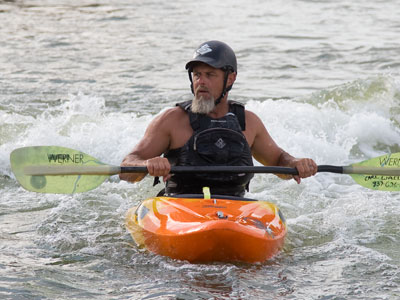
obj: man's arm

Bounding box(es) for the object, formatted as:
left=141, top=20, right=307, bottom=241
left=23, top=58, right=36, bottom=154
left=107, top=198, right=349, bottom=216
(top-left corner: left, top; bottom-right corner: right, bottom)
left=119, top=109, right=175, bottom=182
left=247, top=110, right=317, bottom=183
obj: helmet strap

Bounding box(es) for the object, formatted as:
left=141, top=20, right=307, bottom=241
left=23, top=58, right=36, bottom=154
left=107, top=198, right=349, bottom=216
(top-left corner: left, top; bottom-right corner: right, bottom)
left=214, top=70, right=230, bottom=106
left=188, top=70, right=194, bottom=94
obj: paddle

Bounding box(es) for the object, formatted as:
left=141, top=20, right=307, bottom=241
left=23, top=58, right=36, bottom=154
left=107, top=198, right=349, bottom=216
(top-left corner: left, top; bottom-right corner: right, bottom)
left=10, top=146, right=400, bottom=194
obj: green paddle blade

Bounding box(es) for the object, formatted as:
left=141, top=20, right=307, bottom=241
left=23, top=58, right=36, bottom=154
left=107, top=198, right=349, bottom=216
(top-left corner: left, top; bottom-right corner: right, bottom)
left=10, top=146, right=110, bottom=194
left=348, top=153, right=400, bottom=191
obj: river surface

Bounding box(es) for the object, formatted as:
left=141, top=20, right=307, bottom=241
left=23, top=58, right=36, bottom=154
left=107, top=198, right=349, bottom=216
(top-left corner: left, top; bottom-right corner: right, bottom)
left=1, top=0, right=400, bottom=299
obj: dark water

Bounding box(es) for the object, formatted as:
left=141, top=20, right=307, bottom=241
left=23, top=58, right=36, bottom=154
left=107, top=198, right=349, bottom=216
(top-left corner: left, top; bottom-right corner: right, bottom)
left=1, top=1, right=400, bottom=299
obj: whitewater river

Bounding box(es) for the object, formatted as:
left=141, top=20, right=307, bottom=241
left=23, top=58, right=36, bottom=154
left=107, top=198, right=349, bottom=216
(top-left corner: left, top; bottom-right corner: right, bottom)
left=1, top=0, right=400, bottom=299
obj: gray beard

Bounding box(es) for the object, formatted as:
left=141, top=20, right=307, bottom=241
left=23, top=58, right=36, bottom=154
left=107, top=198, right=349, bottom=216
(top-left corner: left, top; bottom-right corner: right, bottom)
left=191, top=95, right=215, bottom=114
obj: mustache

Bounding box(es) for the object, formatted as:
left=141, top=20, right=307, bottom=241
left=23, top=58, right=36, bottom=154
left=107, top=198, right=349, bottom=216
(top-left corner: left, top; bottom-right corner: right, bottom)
left=195, top=86, right=209, bottom=93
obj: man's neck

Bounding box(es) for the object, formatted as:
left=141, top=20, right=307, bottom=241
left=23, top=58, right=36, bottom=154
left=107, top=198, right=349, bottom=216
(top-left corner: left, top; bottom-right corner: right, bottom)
left=207, top=98, right=229, bottom=118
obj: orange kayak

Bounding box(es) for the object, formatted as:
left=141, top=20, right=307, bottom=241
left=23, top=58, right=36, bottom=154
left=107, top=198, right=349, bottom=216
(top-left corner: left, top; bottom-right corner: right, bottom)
left=125, top=194, right=287, bottom=263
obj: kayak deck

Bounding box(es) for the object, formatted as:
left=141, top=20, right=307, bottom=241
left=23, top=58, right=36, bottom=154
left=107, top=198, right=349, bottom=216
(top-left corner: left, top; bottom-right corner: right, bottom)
left=126, top=195, right=286, bottom=263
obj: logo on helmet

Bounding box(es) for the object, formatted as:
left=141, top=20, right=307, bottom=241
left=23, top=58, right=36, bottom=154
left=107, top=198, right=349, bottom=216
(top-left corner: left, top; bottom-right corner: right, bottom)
left=194, top=43, right=212, bottom=57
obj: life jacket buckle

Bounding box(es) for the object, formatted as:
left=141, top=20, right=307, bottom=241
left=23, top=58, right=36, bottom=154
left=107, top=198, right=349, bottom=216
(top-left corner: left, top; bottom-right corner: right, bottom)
left=202, top=186, right=211, bottom=199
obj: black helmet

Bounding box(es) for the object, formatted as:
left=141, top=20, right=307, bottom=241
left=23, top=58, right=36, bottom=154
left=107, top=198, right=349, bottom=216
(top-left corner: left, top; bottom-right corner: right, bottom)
left=186, top=41, right=237, bottom=106
left=185, top=40, right=237, bottom=73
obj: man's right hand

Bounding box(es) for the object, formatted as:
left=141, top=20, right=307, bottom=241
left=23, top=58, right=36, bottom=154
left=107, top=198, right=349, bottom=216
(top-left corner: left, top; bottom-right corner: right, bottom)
left=145, top=157, right=171, bottom=181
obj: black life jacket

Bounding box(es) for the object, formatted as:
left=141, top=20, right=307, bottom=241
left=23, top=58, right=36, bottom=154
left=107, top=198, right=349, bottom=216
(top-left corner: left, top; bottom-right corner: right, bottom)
left=162, top=100, right=254, bottom=196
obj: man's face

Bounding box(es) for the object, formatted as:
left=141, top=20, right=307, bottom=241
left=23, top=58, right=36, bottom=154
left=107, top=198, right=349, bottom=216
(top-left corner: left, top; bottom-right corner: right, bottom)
left=191, top=62, right=237, bottom=114
left=192, top=63, right=226, bottom=102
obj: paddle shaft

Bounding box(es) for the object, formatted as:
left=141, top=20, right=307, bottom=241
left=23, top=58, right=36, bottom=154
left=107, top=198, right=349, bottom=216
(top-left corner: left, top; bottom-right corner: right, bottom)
left=24, top=165, right=301, bottom=175
left=124, top=165, right=400, bottom=176
left=124, top=165, right=320, bottom=174
left=120, top=165, right=400, bottom=176
left=25, top=164, right=400, bottom=176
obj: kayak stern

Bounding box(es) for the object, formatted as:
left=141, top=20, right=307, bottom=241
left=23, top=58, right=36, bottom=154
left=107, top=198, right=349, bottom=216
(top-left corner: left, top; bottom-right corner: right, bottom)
left=126, top=196, right=286, bottom=263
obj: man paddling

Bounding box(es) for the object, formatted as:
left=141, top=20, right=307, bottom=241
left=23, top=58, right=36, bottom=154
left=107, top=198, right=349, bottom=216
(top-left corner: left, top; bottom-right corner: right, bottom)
left=120, top=40, right=317, bottom=196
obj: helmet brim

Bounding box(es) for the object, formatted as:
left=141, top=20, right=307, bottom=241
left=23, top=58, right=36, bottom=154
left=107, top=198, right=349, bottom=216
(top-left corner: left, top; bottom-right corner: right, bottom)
left=185, top=56, right=224, bottom=71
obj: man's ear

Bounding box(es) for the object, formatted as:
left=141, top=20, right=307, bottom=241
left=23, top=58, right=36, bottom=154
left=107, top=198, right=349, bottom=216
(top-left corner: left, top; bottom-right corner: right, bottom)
left=227, top=72, right=237, bottom=86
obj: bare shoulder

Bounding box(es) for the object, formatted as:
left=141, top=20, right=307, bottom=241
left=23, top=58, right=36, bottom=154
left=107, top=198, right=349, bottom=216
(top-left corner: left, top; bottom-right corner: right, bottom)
left=161, top=106, right=187, bottom=121
left=147, top=106, right=191, bottom=149
left=148, top=106, right=188, bottom=132
left=161, top=106, right=187, bottom=118
left=244, top=109, right=263, bottom=127
left=243, top=109, right=265, bottom=142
